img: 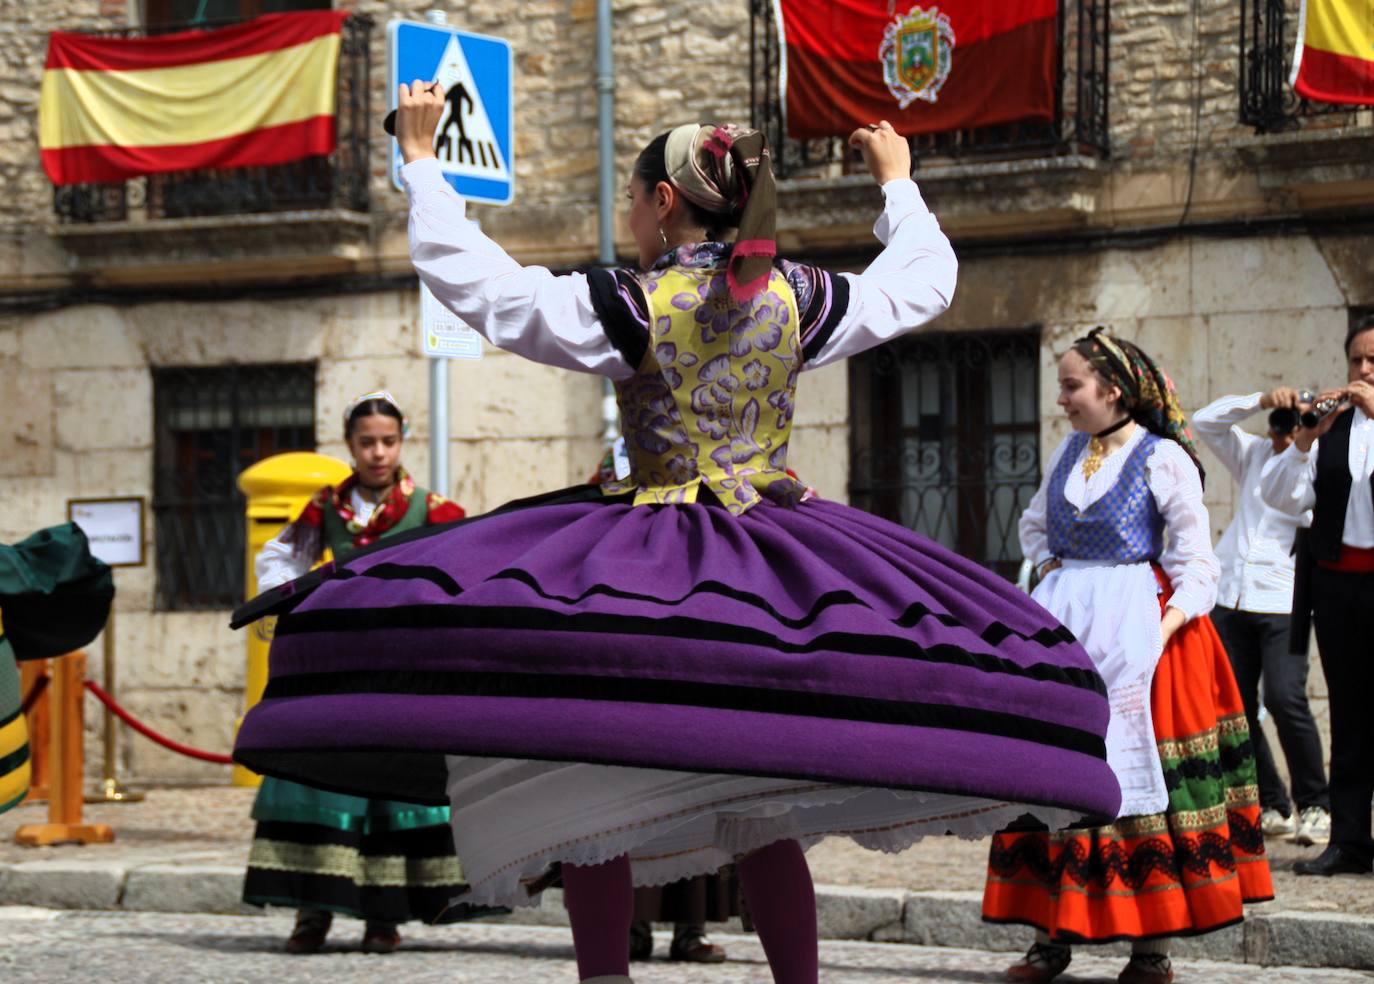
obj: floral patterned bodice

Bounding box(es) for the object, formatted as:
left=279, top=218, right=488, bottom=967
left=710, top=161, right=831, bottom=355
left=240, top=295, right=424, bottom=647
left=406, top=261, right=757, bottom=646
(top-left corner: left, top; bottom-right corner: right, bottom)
left=602, top=244, right=809, bottom=515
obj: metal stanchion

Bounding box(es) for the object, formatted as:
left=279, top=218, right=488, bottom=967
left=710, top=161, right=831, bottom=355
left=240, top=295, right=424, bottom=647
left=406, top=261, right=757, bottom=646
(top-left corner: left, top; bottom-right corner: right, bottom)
left=86, top=608, right=144, bottom=803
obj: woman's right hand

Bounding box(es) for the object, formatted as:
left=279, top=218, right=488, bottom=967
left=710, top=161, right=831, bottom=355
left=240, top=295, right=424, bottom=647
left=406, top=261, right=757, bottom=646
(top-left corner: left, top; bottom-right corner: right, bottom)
left=849, top=120, right=911, bottom=186
left=396, top=80, right=446, bottom=164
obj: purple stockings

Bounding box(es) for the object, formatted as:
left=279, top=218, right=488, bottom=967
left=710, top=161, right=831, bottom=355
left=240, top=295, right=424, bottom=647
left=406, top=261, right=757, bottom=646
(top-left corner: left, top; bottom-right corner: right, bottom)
left=562, top=839, right=818, bottom=984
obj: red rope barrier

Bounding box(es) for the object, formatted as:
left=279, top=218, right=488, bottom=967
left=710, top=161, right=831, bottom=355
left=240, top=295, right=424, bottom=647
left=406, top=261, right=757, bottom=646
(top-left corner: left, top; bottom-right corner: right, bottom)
left=20, top=674, right=50, bottom=716
left=83, top=679, right=234, bottom=765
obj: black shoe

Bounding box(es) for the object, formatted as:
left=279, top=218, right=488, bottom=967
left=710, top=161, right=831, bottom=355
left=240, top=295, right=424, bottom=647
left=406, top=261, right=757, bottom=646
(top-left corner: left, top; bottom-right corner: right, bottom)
left=629, top=920, right=653, bottom=961
left=1293, top=844, right=1373, bottom=876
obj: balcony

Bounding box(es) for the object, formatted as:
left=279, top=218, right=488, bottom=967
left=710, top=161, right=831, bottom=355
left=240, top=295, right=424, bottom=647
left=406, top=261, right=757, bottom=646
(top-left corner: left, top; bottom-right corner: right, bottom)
left=748, top=0, right=1110, bottom=179
left=1236, top=0, right=1374, bottom=218
left=48, top=14, right=373, bottom=286
left=1239, top=0, right=1365, bottom=134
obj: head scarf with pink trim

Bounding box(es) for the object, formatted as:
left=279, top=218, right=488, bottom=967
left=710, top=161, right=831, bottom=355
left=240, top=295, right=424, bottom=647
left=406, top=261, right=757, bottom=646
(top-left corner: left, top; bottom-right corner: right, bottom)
left=663, top=123, right=777, bottom=301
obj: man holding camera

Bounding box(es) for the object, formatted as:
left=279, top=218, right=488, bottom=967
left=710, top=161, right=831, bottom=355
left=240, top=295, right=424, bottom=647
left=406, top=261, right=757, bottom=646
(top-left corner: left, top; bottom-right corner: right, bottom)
left=1261, top=315, right=1374, bottom=876
left=1193, top=388, right=1331, bottom=848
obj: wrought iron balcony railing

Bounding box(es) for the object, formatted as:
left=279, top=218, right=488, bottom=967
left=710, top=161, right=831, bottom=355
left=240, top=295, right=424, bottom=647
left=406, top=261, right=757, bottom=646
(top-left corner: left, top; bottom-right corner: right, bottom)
left=52, top=14, right=372, bottom=224
left=749, top=0, right=1110, bottom=179
left=1240, top=0, right=1362, bottom=133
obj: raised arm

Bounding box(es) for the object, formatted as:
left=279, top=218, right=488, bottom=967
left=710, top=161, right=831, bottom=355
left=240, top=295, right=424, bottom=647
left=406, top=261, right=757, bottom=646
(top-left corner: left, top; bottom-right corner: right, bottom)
left=396, top=81, right=632, bottom=379
left=802, top=122, right=957, bottom=370
left=1260, top=442, right=1318, bottom=516
left=1191, top=392, right=1267, bottom=480
left=403, top=161, right=633, bottom=379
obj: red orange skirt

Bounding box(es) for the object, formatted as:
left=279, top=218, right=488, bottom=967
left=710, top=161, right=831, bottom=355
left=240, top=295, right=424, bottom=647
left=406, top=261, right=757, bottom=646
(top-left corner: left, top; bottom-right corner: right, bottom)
left=982, top=577, right=1274, bottom=941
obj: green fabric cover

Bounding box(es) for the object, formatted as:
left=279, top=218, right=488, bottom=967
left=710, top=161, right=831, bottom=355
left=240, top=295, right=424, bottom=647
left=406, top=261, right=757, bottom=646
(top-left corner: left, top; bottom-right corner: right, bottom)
left=0, top=523, right=114, bottom=662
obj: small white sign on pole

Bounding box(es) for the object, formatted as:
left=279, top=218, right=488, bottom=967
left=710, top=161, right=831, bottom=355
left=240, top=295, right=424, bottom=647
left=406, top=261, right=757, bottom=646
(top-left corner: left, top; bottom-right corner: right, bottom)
left=420, top=282, right=483, bottom=360
left=67, top=497, right=145, bottom=567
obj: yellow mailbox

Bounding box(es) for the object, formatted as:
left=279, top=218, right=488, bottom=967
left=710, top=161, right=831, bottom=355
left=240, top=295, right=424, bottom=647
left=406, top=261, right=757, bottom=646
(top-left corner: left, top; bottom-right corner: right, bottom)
left=233, top=451, right=351, bottom=787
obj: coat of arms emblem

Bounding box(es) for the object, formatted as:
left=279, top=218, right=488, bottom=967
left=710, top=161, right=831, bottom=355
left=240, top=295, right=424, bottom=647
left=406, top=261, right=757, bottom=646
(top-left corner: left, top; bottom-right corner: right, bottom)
left=879, top=6, right=955, bottom=108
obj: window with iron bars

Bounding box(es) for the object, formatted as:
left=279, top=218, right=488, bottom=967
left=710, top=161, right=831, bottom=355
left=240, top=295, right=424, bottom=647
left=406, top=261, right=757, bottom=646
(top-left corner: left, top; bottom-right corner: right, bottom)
left=152, top=364, right=316, bottom=610
left=849, top=330, right=1041, bottom=581
left=1240, top=0, right=1365, bottom=133
left=749, top=0, right=1110, bottom=178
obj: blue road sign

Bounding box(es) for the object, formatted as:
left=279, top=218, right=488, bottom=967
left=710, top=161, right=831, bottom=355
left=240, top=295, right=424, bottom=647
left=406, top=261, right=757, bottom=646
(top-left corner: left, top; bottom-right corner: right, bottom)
left=388, top=20, right=513, bottom=205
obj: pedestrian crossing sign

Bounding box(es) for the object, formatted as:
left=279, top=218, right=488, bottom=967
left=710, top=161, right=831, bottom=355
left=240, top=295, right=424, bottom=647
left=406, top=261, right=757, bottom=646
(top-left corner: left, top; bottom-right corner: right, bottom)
left=388, top=20, right=514, bottom=205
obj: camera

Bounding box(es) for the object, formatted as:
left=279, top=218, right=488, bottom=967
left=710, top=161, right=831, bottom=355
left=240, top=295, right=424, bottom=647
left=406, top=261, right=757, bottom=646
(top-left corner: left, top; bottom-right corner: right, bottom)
left=1268, top=406, right=1300, bottom=434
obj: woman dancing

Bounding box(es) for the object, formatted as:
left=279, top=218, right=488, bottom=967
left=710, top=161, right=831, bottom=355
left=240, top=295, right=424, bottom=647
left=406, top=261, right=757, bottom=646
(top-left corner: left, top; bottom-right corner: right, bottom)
left=234, top=87, right=1123, bottom=984
left=982, top=329, right=1273, bottom=984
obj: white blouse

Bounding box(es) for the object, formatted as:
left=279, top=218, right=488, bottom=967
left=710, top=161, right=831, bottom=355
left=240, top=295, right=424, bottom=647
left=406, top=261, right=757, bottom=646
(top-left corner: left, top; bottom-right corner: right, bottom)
left=253, top=488, right=380, bottom=593
left=1019, top=426, right=1220, bottom=621
left=401, top=157, right=958, bottom=378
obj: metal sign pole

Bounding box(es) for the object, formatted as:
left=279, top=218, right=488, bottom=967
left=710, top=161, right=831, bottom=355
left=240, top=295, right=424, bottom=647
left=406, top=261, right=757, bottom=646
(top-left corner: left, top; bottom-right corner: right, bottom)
left=430, top=355, right=449, bottom=495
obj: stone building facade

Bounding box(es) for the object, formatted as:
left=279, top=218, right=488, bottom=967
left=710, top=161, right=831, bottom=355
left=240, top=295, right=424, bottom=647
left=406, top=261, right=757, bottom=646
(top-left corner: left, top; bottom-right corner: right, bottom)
left=0, top=0, right=1369, bottom=780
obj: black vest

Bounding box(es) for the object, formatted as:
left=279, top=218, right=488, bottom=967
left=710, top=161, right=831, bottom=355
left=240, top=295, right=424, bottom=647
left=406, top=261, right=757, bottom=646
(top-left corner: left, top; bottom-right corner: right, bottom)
left=1310, top=410, right=1374, bottom=561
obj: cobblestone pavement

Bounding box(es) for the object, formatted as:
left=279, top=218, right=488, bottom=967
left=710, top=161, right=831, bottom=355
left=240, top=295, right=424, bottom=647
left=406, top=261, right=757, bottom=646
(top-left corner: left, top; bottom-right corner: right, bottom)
left=0, top=908, right=1370, bottom=984
left=2, top=786, right=1370, bottom=916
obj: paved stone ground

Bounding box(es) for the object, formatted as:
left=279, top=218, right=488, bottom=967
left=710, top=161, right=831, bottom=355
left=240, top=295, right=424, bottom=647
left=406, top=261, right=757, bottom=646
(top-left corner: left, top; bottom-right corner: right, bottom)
left=2, top=786, right=1369, bottom=916
left=0, top=908, right=1370, bottom=984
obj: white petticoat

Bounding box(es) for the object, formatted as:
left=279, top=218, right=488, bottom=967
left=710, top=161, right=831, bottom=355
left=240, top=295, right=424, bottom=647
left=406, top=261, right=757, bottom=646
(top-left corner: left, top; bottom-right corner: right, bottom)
left=1032, top=558, right=1167, bottom=818
left=444, top=757, right=1080, bottom=908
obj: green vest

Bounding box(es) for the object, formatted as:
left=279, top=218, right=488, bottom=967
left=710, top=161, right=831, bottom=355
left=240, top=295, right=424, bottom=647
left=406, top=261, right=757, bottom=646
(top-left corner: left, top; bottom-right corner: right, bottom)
left=320, top=482, right=432, bottom=561
left=253, top=481, right=448, bottom=833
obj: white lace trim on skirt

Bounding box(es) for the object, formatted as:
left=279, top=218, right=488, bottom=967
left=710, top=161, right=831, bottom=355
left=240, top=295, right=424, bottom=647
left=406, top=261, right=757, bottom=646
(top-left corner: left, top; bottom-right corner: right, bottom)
left=444, top=756, right=1080, bottom=909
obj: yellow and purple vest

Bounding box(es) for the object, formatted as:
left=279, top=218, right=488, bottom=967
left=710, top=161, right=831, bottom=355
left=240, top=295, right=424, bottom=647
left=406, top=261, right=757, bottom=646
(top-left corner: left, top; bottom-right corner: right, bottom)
left=602, top=263, right=810, bottom=515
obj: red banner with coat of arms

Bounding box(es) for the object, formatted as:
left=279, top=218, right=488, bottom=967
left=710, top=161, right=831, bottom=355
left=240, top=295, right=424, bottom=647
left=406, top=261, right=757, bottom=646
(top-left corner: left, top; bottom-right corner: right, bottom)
left=776, top=1, right=1058, bottom=140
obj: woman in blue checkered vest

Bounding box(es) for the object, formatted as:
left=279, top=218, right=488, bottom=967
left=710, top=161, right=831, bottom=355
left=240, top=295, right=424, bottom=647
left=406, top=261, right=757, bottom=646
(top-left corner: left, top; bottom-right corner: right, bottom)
left=982, top=328, right=1272, bottom=984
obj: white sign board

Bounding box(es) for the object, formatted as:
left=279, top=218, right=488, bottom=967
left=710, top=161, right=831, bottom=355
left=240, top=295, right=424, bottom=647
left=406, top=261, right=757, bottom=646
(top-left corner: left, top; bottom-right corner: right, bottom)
left=421, top=282, right=484, bottom=360
left=389, top=20, right=514, bottom=205
left=68, top=497, right=145, bottom=567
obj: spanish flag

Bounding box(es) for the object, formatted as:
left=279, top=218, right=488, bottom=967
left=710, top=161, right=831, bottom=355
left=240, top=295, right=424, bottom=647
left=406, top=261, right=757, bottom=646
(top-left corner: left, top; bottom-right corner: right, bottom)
left=1292, top=0, right=1374, bottom=105
left=777, top=1, right=1058, bottom=140
left=40, top=10, right=347, bottom=186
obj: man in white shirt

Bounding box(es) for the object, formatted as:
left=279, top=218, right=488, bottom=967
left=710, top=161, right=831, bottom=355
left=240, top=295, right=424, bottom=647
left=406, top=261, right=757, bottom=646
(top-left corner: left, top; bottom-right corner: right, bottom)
left=1194, top=388, right=1330, bottom=847
left=1261, top=315, right=1374, bottom=877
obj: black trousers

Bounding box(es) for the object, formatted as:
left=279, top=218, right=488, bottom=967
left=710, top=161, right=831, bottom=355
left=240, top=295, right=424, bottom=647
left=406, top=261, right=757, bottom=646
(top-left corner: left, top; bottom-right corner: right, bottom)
left=1211, top=606, right=1329, bottom=815
left=1311, top=567, right=1374, bottom=861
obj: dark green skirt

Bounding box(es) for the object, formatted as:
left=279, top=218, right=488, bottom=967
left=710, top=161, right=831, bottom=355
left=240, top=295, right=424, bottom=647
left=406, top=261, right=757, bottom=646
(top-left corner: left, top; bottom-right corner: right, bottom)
left=243, top=777, right=498, bottom=924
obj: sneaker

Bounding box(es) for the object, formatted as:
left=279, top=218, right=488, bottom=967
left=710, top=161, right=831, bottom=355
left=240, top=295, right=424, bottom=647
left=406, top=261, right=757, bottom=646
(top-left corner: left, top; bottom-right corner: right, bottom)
left=1293, top=806, right=1332, bottom=847
left=1259, top=808, right=1295, bottom=837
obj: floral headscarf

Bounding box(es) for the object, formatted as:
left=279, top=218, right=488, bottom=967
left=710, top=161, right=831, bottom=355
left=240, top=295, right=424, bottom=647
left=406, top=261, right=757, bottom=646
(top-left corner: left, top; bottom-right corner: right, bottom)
left=1073, top=326, right=1205, bottom=485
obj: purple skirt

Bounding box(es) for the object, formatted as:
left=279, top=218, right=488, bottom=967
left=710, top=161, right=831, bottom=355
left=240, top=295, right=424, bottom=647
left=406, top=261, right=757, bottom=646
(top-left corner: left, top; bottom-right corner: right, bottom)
left=234, top=489, right=1121, bottom=822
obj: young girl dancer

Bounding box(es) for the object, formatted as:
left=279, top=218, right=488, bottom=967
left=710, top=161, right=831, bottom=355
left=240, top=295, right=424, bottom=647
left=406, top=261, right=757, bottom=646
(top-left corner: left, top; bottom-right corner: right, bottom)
left=982, top=330, right=1273, bottom=984
left=243, top=392, right=484, bottom=953
left=234, top=88, right=1124, bottom=984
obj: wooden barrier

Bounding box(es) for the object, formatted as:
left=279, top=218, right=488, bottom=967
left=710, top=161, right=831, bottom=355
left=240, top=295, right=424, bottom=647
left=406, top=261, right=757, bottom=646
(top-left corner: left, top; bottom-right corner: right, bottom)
left=14, top=652, right=114, bottom=846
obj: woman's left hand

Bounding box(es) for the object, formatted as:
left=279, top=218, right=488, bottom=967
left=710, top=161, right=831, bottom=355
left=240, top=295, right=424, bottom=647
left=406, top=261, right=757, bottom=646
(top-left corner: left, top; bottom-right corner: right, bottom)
left=848, top=120, right=911, bottom=186
left=1159, top=606, right=1187, bottom=649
